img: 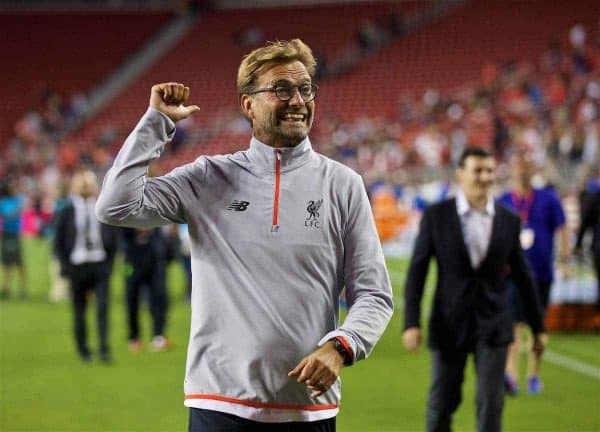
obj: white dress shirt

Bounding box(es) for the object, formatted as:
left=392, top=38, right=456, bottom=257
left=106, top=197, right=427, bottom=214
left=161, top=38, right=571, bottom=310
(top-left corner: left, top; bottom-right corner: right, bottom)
left=456, top=189, right=495, bottom=268
left=70, top=195, right=106, bottom=265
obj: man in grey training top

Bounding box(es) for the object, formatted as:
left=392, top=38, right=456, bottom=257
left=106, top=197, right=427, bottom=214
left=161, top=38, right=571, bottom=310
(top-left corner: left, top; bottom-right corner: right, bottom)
left=96, top=39, right=393, bottom=432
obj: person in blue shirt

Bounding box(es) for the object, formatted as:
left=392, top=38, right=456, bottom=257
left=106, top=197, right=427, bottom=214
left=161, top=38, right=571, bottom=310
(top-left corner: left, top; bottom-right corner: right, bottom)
left=498, top=153, right=569, bottom=395
left=0, top=177, right=27, bottom=299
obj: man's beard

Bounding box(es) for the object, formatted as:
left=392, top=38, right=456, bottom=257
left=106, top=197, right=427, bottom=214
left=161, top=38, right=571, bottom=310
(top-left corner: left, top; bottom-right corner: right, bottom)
left=257, top=112, right=312, bottom=147
left=274, top=125, right=309, bottom=147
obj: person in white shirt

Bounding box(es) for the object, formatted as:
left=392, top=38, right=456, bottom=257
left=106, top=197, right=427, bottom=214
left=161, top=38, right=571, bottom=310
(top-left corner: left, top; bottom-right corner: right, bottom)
left=54, top=170, right=118, bottom=363
left=403, top=147, right=546, bottom=432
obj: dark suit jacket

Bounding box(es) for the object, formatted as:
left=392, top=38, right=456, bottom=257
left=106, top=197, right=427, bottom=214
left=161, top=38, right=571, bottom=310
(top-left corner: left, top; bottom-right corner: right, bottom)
left=576, top=190, right=600, bottom=256
left=120, top=227, right=168, bottom=270
left=404, top=198, right=544, bottom=351
left=54, top=200, right=119, bottom=276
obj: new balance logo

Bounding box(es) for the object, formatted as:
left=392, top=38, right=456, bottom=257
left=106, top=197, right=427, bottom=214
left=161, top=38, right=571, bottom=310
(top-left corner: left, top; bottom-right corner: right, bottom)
left=227, top=200, right=250, bottom=211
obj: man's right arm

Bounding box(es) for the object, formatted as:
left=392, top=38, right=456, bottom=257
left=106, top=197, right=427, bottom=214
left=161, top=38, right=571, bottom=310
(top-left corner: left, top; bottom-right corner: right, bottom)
left=403, top=209, right=434, bottom=351
left=53, top=205, right=71, bottom=276
left=575, top=191, right=598, bottom=251
left=96, top=83, right=200, bottom=229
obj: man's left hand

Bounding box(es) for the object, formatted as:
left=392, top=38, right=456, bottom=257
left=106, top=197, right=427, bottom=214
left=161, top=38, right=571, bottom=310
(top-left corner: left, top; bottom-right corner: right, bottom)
left=288, top=341, right=344, bottom=398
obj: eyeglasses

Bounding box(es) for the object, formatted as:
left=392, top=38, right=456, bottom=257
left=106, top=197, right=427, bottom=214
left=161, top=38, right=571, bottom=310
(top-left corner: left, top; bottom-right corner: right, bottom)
left=248, top=83, right=319, bottom=102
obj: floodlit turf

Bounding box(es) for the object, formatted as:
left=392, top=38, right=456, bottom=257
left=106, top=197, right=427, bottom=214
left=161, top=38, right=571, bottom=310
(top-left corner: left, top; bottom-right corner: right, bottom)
left=1, top=238, right=599, bottom=431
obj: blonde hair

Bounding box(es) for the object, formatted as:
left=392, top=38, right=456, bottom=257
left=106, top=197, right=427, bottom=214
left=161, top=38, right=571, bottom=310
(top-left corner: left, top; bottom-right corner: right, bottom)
left=70, top=169, right=98, bottom=197
left=237, top=39, right=317, bottom=99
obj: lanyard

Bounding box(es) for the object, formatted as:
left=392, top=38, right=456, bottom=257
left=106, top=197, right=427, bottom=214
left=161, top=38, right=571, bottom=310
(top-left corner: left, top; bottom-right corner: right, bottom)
left=511, top=189, right=535, bottom=224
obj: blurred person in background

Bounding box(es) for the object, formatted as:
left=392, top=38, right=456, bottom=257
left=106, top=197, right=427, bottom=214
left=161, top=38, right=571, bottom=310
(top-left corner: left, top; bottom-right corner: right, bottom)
left=120, top=227, right=170, bottom=352
left=403, top=147, right=546, bottom=432
left=0, top=177, right=27, bottom=299
left=54, top=169, right=118, bottom=363
left=498, top=153, right=569, bottom=395
left=48, top=177, right=71, bottom=303
left=575, top=187, right=600, bottom=311
left=96, top=39, right=393, bottom=431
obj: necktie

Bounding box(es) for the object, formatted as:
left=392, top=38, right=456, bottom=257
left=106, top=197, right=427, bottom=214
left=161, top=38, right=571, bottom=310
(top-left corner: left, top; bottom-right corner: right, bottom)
left=84, top=203, right=93, bottom=250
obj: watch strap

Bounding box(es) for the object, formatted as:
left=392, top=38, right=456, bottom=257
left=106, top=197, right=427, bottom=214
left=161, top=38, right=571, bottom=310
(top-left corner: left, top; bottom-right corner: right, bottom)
left=332, top=336, right=353, bottom=366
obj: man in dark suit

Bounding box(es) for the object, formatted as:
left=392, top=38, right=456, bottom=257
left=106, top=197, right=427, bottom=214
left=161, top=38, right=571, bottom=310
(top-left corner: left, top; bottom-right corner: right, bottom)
left=575, top=188, right=600, bottom=310
left=403, top=147, right=546, bottom=432
left=120, top=227, right=170, bottom=352
left=54, top=169, right=118, bottom=363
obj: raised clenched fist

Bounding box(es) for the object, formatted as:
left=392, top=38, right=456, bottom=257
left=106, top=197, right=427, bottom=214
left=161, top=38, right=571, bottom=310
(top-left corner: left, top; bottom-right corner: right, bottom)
left=149, top=82, right=200, bottom=123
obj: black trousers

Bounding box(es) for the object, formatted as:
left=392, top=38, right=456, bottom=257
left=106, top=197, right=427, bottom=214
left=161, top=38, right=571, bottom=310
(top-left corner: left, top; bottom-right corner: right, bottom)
left=182, top=255, right=192, bottom=300
left=188, top=408, right=336, bottom=432
left=426, top=343, right=507, bottom=432
left=125, top=263, right=167, bottom=340
left=0, top=232, right=22, bottom=265
left=594, top=250, right=600, bottom=309
left=69, top=262, right=110, bottom=356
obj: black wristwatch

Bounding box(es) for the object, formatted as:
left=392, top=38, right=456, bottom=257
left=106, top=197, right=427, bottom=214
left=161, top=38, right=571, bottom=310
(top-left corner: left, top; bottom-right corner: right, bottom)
left=331, top=337, right=353, bottom=366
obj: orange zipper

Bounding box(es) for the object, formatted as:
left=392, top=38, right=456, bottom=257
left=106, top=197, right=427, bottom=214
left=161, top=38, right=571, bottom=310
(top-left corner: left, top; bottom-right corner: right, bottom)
left=272, top=149, right=281, bottom=228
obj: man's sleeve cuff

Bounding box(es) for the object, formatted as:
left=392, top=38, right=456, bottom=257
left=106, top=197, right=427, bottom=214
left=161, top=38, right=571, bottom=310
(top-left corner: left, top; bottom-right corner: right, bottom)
left=318, top=331, right=356, bottom=365
left=404, top=321, right=420, bottom=331
left=146, top=107, right=176, bottom=138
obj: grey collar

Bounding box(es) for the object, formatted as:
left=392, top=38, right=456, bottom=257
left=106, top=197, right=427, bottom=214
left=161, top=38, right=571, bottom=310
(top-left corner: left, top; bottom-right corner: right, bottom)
left=247, top=136, right=314, bottom=173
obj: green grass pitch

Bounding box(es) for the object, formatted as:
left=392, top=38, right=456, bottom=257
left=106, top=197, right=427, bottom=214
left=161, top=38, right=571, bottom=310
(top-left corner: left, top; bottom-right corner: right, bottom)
left=1, top=238, right=599, bottom=431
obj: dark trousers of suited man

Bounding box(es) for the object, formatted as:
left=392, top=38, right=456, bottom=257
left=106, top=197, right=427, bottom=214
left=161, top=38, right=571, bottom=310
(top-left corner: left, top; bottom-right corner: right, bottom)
left=69, top=261, right=111, bottom=359
left=120, top=227, right=170, bottom=345
left=125, top=261, right=167, bottom=342
left=426, top=331, right=508, bottom=432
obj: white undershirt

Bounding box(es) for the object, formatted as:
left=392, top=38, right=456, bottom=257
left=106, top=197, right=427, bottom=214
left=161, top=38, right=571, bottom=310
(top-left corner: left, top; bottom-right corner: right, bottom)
left=456, top=190, right=495, bottom=268
left=69, top=196, right=106, bottom=265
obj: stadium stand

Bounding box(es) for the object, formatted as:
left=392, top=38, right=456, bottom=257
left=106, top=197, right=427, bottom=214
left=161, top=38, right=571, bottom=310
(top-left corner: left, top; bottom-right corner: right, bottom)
left=1, top=12, right=173, bottom=146
left=5, top=1, right=598, bottom=185
left=323, top=0, right=600, bottom=120
left=57, top=1, right=436, bottom=167
left=50, top=0, right=597, bottom=172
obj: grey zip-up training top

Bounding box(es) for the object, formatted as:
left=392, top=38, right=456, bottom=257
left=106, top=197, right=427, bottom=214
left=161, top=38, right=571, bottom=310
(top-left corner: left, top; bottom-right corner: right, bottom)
left=96, top=108, right=393, bottom=422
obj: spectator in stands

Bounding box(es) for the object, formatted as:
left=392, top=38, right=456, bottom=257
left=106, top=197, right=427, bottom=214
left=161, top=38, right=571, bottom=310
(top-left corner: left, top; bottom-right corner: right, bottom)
left=232, top=26, right=265, bottom=47
left=96, top=39, right=393, bottom=431
left=540, top=40, right=563, bottom=73
left=569, top=24, right=593, bottom=74
left=313, top=48, right=329, bottom=82
left=498, top=153, right=570, bottom=395
left=357, top=19, right=386, bottom=52
left=120, top=227, right=170, bottom=352
left=386, top=10, right=405, bottom=36
left=0, top=177, right=27, bottom=299
left=403, top=147, right=546, bottom=432
left=54, top=170, right=118, bottom=363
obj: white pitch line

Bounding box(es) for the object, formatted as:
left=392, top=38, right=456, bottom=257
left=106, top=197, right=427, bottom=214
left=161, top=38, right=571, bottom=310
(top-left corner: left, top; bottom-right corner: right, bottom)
left=544, top=349, right=600, bottom=380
